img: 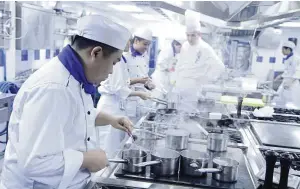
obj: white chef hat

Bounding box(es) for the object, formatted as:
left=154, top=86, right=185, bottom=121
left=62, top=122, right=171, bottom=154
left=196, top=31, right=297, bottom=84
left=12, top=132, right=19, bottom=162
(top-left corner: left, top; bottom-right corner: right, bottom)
left=133, top=28, right=153, bottom=41
left=76, top=15, right=131, bottom=50
left=282, top=40, right=296, bottom=50
left=174, top=35, right=186, bottom=44
left=185, top=10, right=201, bottom=33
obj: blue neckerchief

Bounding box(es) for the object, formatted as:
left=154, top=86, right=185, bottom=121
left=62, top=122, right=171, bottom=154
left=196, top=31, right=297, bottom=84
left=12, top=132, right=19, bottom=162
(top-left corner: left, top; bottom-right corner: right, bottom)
left=130, top=45, right=142, bottom=57
left=58, top=45, right=96, bottom=95
left=284, top=52, right=293, bottom=61
left=171, top=43, right=176, bottom=57
left=122, top=55, right=127, bottom=63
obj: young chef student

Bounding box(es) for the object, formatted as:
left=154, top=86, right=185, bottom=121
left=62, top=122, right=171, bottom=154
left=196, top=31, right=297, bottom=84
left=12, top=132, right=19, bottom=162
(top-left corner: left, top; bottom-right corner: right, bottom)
left=97, top=37, right=153, bottom=158
left=127, top=27, right=156, bottom=91
left=0, top=15, right=132, bottom=189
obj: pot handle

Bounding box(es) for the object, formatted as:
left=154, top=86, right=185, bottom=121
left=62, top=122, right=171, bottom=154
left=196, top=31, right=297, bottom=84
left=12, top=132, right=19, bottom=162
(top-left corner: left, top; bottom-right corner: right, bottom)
left=133, top=160, right=161, bottom=167
left=196, top=168, right=223, bottom=173
left=108, top=159, right=128, bottom=164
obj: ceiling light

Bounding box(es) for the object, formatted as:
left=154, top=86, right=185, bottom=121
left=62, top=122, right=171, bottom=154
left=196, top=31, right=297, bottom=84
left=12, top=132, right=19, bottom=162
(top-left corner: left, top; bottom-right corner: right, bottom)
left=131, top=13, right=157, bottom=21
left=279, top=22, right=300, bottom=27
left=108, top=4, right=144, bottom=12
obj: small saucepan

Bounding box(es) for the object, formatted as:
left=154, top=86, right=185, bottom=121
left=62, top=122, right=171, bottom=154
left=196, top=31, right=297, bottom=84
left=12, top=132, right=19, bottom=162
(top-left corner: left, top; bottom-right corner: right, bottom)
left=134, top=147, right=181, bottom=176
left=108, top=149, right=148, bottom=173
left=165, top=129, right=190, bottom=151
left=196, top=157, right=239, bottom=183
left=207, top=132, right=228, bottom=152
left=180, top=150, right=210, bottom=177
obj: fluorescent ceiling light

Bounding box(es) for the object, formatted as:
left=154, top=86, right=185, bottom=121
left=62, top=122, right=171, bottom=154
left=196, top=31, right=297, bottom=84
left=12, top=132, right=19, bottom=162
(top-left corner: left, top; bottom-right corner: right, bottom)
left=131, top=13, right=157, bottom=21
left=108, top=4, right=143, bottom=12
left=279, top=22, right=300, bottom=27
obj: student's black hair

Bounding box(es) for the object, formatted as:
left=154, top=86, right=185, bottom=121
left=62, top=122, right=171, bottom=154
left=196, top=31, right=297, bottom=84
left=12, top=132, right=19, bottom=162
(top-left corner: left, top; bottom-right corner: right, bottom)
left=70, top=35, right=119, bottom=57
left=283, top=46, right=293, bottom=52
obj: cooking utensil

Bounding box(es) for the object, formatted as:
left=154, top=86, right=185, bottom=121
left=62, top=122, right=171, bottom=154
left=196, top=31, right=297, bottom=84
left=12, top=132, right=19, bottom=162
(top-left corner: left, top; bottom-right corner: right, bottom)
left=108, top=149, right=148, bottom=173
left=180, top=150, right=209, bottom=177
left=196, top=157, right=239, bottom=183
left=195, top=122, right=209, bottom=136
left=279, top=153, right=294, bottom=189
left=207, top=132, right=228, bottom=152
left=165, top=129, right=190, bottom=150
left=134, top=147, right=180, bottom=176
left=263, top=150, right=278, bottom=189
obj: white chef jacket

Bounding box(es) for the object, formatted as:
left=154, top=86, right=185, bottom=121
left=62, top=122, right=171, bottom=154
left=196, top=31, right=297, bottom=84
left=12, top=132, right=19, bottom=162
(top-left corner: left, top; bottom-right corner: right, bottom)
left=152, top=45, right=178, bottom=90
left=127, top=52, right=150, bottom=79
left=0, top=57, right=98, bottom=189
left=172, top=39, right=225, bottom=102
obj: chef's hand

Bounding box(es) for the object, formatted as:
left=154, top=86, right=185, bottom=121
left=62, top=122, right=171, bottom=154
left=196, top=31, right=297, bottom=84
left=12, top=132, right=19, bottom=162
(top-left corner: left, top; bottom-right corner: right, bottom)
left=138, top=77, right=150, bottom=84
left=145, top=80, right=156, bottom=90
left=136, top=91, right=151, bottom=100
left=82, top=149, right=108, bottom=172
left=110, top=116, right=133, bottom=133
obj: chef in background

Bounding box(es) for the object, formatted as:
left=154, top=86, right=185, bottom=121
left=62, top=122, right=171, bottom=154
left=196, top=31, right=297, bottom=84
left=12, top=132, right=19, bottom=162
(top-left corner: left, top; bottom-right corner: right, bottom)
left=152, top=36, right=185, bottom=94
left=0, top=15, right=133, bottom=189
left=172, top=10, right=225, bottom=109
left=273, top=40, right=300, bottom=107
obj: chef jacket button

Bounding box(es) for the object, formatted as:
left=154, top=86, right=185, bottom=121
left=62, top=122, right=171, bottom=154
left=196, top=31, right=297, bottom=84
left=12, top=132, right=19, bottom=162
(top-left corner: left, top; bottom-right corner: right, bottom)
left=87, top=111, right=91, bottom=115
left=87, top=137, right=90, bottom=141
left=136, top=65, right=139, bottom=67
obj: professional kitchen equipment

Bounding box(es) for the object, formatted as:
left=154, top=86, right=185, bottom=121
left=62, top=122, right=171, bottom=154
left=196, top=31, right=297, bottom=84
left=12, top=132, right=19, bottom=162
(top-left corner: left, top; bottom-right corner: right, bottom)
left=278, top=153, right=294, bottom=189
left=114, top=144, right=254, bottom=189
left=134, top=147, right=180, bottom=176
left=165, top=129, right=190, bottom=150
left=151, top=98, right=178, bottom=110
left=207, top=132, right=229, bottom=152
left=156, top=108, right=178, bottom=115
left=263, top=150, right=278, bottom=189
left=196, top=157, right=239, bottom=183
left=251, top=122, right=300, bottom=149
left=108, top=149, right=148, bottom=173
left=260, top=148, right=300, bottom=171
left=237, top=97, right=243, bottom=118
left=180, top=150, right=210, bottom=177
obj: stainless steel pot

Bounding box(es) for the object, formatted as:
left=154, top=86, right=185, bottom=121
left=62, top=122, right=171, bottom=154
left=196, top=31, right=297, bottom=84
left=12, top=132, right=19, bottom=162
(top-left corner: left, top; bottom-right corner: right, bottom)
left=134, top=147, right=180, bottom=176
left=180, top=150, right=210, bottom=177
left=108, top=149, right=148, bottom=173
left=207, top=132, right=228, bottom=152
left=196, top=157, right=239, bottom=183
left=165, top=129, right=190, bottom=150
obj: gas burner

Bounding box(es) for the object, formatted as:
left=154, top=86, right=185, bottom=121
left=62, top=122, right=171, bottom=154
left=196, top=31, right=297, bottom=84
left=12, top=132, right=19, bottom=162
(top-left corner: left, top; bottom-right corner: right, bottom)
left=242, top=106, right=300, bottom=116
left=259, top=149, right=300, bottom=171
left=250, top=114, right=300, bottom=124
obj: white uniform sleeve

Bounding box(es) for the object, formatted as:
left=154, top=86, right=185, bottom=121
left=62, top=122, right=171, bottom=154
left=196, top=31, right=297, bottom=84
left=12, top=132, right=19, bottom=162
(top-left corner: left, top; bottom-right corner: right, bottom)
left=17, top=84, right=83, bottom=187
left=156, top=48, right=173, bottom=71
left=98, top=59, right=132, bottom=100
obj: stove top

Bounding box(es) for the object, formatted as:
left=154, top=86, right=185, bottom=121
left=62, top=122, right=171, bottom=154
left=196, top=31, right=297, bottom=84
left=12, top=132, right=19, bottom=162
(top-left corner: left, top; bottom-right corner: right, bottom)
left=114, top=145, right=254, bottom=189
left=242, top=106, right=300, bottom=116
left=259, top=149, right=300, bottom=171
left=114, top=166, right=246, bottom=189
left=249, top=114, right=300, bottom=124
